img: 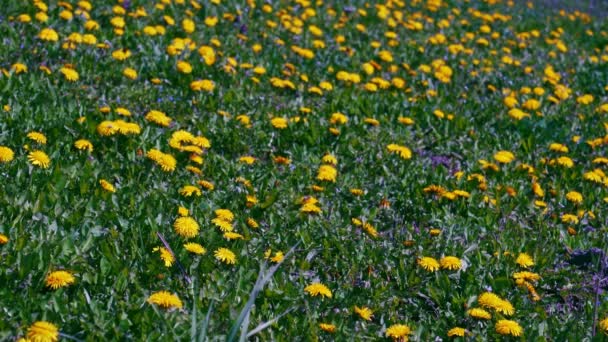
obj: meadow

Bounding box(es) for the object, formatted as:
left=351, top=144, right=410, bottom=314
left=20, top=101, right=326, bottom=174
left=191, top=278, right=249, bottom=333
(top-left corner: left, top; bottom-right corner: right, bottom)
left=1, top=0, right=608, bottom=340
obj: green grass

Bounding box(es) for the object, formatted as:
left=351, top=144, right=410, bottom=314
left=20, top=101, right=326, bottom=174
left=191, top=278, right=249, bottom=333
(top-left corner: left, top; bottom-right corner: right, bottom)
left=1, top=0, right=608, bottom=340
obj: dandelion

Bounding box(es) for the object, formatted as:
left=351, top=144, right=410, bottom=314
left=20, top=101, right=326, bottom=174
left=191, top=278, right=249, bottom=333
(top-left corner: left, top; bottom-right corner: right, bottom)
left=184, top=242, right=206, bottom=255
left=148, top=291, right=183, bottom=309
left=27, top=132, right=47, bottom=144
left=304, top=282, right=332, bottom=298
left=190, top=79, right=215, bottom=92
left=440, top=256, right=462, bottom=270
left=0, top=234, right=8, bottom=244
left=146, top=149, right=176, bottom=172
left=60, top=67, right=79, bottom=81
left=387, top=144, right=413, bottom=160
left=447, top=327, right=466, bottom=337
left=214, top=247, right=236, bottom=264
left=174, top=217, right=200, bottom=238
left=494, top=150, right=515, bottom=163
left=179, top=185, right=201, bottom=197
left=45, top=270, right=75, bottom=289
left=99, top=179, right=116, bottom=193
left=354, top=306, right=373, bottom=321
left=145, top=110, right=172, bottom=127
left=319, top=323, right=336, bottom=333
left=418, top=257, right=440, bottom=272
left=269, top=117, right=288, bottom=129
left=495, top=320, right=523, bottom=337
left=316, top=165, right=337, bottom=182
left=516, top=253, right=535, bottom=268
left=39, top=28, right=59, bottom=41
left=153, top=247, right=174, bottom=267
left=467, top=308, right=492, bottom=320
left=0, top=146, right=15, bottom=163
left=599, top=318, right=608, bottom=334
left=565, top=191, right=583, bottom=204
left=27, top=321, right=59, bottom=342
left=74, top=139, right=93, bottom=152
left=28, top=150, right=51, bottom=168
left=385, top=324, right=411, bottom=340
left=215, top=209, right=235, bottom=222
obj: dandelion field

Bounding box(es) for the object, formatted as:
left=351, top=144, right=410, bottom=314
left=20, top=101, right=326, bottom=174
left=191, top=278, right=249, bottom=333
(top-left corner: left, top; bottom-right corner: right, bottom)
left=2, top=0, right=608, bottom=340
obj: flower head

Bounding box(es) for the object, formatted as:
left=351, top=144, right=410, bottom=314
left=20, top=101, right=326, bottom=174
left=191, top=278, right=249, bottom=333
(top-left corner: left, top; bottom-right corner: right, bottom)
left=153, top=247, right=174, bottom=267
left=27, top=321, right=59, bottom=342
left=494, top=150, right=515, bottom=164
left=74, top=139, right=93, bottom=152
left=46, top=270, right=75, bottom=289
left=467, top=307, right=492, bottom=320
left=440, top=256, right=462, bottom=270
left=184, top=242, right=206, bottom=255
left=495, top=320, right=523, bottom=337
left=418, top=257, right=440, bottom=272
left=99, top=179, right=116, bottom=193
left=319, top=323, right=336, bottom=333
left=304, top=282, right=332, bottom=298
left=28, top=150, right=51, bottom=168
left=515, top=253, right=534, bottom=268
left=27, top=132, right=47, bottom=144
left=385, top=324, right=411, bottom=340
left=148, top=291, right=183, bottom=309
left=174, top=216, right=200, bottom=238
left=214, top=247, right=236, bottom=264
left=354, top=306, right=373, bottom=321
left=447, top=327, right=466, bottom=337
left=0, top=146, right=15, bottom=163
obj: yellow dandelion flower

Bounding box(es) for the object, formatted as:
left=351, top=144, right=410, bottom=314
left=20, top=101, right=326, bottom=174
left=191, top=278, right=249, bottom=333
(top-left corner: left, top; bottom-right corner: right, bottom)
left=239, top=156, right=256, bottom=164
left=566, top=191, right=583, bottom=204
left=246, top=218, right=259, bottom=228
left=28, top=150, right=51, bottom=168
left=385, top=324, right=411, bottom=340
left=27, top=132, right=47, bottom=144
left=513, top=271, right=541, bottom=282
left=0, top=234, right=8, bottom=244
left=467, top=307, right=492, bottom=320
left=146, top=149, right=176, bottom=172
left=184, top=242, right=206, bottom=255
left=45, top=270, right=75, bottom=290
left=60, top=67, right=79, bottom=81
left=354, top=306, right=373, bottom=321
left=179, top=185, right=201, bottom=197
left=190, top=79, right=215, bottom=92
left=223, top=232, right=244, bottom=240
left=153, top=247, right=174, bottom=267
left=271, top=117, right=288, bottom=129
left=0, top=146, right=15, bottom=163
left=214, top=247, right=236, bottom=264
left=304, top=282, right=332, bottom=298
left=316, top=164, right=337, bottom=182
left=418, top=257, right=440, bottom=272
left=447, top=327, right=466, bottom=337
left=99, top=179, right=116, bottom=193
left=516, top=253, right=535, bottom=268
left=173, top=216, right=199, bottom=238
left=74, top=139, right=93, bottom=152
left=148, top=291, right=183, bottom=309
left=27, top=321, right=59, bottom=342
left=599, top=317, right=608, bottom=334
left=145, top=110, right=172, bottom=127
left=440, top=256, right=462, bottom=270
left=387, top=144, right=413, bottom=160
left=215, top=209, right=235, bottom=222
left=494, top=150, right=515, bottom=163
left=39, top=28, right=59, bottom=41
left=495, top=320, right=523, bottom=337
left=319, top=323, right=336, bottom=333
